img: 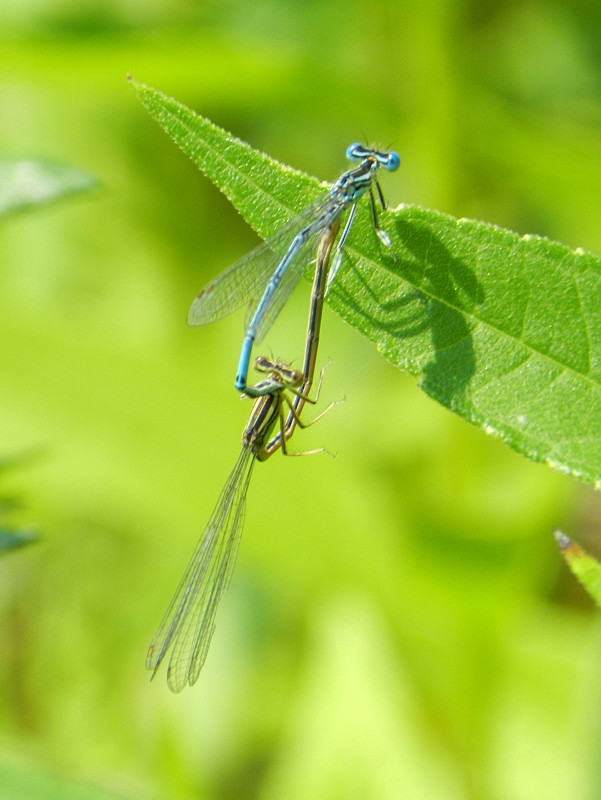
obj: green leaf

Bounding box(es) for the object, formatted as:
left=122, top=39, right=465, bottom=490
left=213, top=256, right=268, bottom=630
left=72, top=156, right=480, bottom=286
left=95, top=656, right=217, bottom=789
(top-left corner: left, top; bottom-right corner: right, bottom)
left=130, top=77, right=601, bottom=485
left=0, top=157, right=97, bottom=219
left=554, top=530, right=601, bottom=606
left=0, top=529, right=37, bottom=555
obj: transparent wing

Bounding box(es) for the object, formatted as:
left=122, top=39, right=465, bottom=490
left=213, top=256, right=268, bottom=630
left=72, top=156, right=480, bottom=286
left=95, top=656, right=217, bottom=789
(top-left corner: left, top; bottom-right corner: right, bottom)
left=146, top=447, right=256, bottom=693
left=187, top=192, right=339, bottom=329
left=245, top=224, right=324, bottom=345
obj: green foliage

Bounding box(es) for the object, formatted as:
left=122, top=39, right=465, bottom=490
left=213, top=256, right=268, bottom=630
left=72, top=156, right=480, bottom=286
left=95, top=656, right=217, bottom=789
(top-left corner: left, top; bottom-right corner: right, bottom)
left=0, top=158, right=97, bottom=219
left=131, top=78, right=601, bottom=486
left=0, top=153, right=96, bottom=552
left=2, top=3, right=601, bottom=800
left=0, top=757, right=128, bottom=800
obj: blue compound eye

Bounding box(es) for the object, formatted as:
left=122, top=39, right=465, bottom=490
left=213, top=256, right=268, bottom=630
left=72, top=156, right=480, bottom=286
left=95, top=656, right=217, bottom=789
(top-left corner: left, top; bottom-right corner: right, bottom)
left=346, top=142, right=364, bottom=161
left=385, top=151, right=401, bottom=172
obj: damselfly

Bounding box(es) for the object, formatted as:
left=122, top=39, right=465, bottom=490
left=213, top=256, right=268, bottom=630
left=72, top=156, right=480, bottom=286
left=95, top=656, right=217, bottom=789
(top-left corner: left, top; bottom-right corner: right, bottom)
left=147, top=224, right=340, bottom=691
left=188, top=143, right=400, bottom=397
left=265, top=219, right=340, bottom=455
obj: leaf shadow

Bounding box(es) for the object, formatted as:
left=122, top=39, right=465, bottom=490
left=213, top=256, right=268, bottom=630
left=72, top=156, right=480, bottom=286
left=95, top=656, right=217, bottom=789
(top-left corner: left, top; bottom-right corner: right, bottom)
left=393, top=217, right=483, bottom=403
left=334, top=217, right=484, bottom=407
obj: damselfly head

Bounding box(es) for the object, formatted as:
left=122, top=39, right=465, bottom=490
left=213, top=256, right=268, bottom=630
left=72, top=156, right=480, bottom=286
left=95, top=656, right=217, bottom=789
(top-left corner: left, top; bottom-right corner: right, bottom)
left=253, top=356, right=303, bottom=388
left=345, top=143, right=400, bottom=173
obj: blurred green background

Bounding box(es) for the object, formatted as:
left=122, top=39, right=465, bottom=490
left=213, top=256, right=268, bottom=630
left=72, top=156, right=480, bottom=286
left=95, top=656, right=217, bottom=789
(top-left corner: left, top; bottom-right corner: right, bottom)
left=2, top=0, right=601, bottom=798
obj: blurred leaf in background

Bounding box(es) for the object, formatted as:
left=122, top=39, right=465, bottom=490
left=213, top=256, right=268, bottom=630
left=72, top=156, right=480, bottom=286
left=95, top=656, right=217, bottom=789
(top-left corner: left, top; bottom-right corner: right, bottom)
left=0, top=530, right=37, bottom=555
left=0, top=157, right=97, bottom=219
left=0, top=153, right=96, bottom=550
left=1, top=0, right=601, bottom=799
left=0, top=450, right=40, bottom=556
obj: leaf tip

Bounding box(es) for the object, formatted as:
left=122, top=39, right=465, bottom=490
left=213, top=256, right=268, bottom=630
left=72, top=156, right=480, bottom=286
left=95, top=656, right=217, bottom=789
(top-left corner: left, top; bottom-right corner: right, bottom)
left=553, top=529, right=572, bottom=551
left=126, top=74, right=143, bottom=93
left=554, top=528, right=588, bottom=566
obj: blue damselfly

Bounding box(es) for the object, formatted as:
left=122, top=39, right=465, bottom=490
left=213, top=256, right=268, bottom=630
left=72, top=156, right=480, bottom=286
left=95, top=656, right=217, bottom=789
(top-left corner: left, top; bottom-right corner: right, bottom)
left=188, top=144, right=400, bottom=397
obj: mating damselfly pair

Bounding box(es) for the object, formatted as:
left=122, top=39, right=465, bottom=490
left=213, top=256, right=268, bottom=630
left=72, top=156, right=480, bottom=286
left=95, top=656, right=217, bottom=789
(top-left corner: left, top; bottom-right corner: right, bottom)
left=147, top=142, right=400, bottom=691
